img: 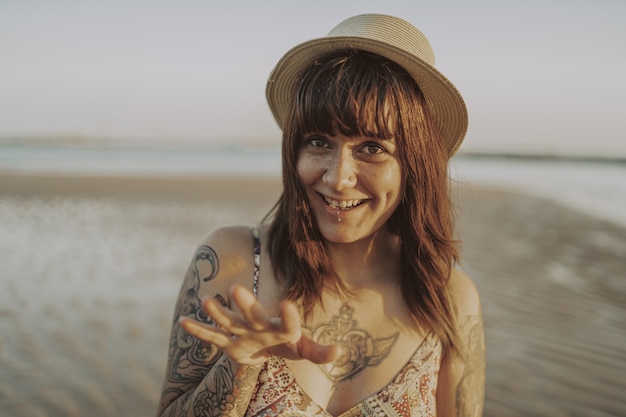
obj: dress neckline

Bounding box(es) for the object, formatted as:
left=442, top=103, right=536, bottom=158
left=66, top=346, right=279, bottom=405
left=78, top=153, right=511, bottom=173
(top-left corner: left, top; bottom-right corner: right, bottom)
left=271, top=332, right=439, bottom=417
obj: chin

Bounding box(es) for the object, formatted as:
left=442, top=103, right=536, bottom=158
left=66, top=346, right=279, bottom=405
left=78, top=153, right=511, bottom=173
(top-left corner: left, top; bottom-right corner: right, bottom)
left=318, top=225, right=373, bottom=245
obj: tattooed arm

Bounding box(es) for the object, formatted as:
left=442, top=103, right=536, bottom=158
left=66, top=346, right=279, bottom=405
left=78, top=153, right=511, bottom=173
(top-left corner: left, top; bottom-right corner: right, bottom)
left=437, top=270, right=486, bottom=417
left=157, top=226, right=263, bottom=417
left=157, top=226, right=341, bottom=417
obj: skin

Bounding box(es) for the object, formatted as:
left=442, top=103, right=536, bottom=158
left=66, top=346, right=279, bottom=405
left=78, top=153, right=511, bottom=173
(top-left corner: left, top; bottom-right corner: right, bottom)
left=437, top=273, right=486, bottom=417
left=157, top=132, right=485, bottom=416
left=303, top=303, right=399, bottom=387
left=157, top=231, right=341, bottom=417
left=180, top=285, right=340, bottom=367
left=296, top=132, right=404, bottom=246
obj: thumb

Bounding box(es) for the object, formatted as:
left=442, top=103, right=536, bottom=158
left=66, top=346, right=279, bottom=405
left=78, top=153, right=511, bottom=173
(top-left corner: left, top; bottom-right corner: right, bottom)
left=297, top=335, right=343, bottom=365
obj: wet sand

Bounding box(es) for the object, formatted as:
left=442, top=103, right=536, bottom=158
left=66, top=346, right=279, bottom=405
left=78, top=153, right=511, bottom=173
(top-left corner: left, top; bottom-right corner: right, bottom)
left=456, top=185, right=626, bottom=416
left=0, top=173, right=624, bottom=416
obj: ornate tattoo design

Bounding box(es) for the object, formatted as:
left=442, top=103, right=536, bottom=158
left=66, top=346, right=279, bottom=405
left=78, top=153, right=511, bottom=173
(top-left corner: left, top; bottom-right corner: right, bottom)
left=160, top=244, right=263, bottom=416
left=455, top=314, right=486, bottom=417
left=233, top=364, right=262, bottom=415
left=195, top=245, right=220, bottom=282
left=186, top=354, right=261, bottom=417
left=193, top=356, right=236, bottom=416
left=307, top=304, right=398, bottom=385
left=167, top=245, right=224, bottom=384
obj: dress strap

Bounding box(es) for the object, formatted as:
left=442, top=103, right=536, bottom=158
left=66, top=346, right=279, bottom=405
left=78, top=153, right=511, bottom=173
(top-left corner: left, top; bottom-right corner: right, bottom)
left=252, top=227, right=261, bottom=298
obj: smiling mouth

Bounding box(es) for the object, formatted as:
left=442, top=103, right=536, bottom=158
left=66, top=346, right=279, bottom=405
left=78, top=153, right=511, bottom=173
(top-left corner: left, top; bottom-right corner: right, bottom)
left=322, top=195, right=365, bottom=210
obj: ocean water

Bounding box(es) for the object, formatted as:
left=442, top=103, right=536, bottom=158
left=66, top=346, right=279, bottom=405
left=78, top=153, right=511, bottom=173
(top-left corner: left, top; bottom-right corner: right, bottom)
left=1, top=141, right=625, bottom=227
left=0, top=141, right=282, bottom=176
left=451, top=156, right=626, bottom=228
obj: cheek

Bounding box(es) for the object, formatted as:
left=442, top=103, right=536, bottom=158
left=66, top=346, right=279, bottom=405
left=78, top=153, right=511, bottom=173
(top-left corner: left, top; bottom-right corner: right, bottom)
left=296, top=160, right=307, bottom=184
left=296, top=156, right=321, bottom=185
left=377, top=162, right=404, bottom=195
left=384, top=167, right=405, bottom=210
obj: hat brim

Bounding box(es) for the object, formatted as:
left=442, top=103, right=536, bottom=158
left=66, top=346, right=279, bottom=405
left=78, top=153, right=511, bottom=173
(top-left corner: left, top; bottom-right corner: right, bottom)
left=266, top=36, right=468, bottom=155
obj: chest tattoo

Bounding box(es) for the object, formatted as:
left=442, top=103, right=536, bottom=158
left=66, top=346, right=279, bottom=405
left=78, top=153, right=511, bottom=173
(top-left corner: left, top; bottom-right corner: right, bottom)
left=305, top=304, right=398, bottom=385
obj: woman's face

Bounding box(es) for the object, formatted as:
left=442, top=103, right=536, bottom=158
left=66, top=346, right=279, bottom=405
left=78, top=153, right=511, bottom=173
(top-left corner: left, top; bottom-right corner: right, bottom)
left=297, top=131, right=404, bottom=244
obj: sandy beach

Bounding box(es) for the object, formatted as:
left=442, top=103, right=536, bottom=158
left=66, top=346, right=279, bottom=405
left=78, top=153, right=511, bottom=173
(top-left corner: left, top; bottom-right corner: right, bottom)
left=1, top=172, right=625, bottom=416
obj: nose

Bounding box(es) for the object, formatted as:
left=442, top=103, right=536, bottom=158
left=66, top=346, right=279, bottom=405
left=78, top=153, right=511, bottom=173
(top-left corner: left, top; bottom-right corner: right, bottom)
left=323, top=150, right=357, bottom=190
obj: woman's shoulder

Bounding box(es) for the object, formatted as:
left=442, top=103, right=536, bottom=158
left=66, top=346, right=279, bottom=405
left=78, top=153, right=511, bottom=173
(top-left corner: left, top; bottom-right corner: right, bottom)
left=200, top=224, right=258, bottom=252
left=447, top=269, right=482, bottom=318
left=190, top=225, right=260, bottom=295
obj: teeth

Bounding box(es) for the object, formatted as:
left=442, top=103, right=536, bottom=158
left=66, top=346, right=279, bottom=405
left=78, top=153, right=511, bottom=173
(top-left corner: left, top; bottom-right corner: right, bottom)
left=323, top=196, right=363, bottom=210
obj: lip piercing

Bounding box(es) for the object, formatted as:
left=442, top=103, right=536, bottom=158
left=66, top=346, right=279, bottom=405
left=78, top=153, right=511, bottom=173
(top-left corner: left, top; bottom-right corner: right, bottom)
left=336, top=211, right=341, bottom=222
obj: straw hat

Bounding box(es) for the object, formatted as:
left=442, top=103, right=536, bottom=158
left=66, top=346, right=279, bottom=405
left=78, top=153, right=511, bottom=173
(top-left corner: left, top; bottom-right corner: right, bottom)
left=266, top=14, right=468, bottom=155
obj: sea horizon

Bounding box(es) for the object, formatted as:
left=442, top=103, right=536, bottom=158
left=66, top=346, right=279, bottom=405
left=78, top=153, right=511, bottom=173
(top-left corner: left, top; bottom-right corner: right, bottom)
left=1, top=138, right=625, bottom=228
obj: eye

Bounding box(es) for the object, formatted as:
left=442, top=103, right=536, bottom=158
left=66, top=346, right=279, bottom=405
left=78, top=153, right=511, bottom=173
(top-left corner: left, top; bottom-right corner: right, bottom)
left=306, top=135, right=330, bottom=149
left=363, top=143, right=387, bottom=155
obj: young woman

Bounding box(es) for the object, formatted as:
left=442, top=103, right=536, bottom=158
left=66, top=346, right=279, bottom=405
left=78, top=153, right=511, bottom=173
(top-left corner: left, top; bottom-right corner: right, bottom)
left=157, top=14, right=484, bottom=417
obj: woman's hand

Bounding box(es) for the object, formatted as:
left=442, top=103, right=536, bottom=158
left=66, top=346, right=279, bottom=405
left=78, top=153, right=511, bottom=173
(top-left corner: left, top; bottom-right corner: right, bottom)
left=179, top=284, right=341, bottom=367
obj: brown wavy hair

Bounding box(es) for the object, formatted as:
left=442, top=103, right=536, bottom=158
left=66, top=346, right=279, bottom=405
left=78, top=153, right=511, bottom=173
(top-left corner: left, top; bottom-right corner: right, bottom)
left=265, top=50, right=461, bottom=353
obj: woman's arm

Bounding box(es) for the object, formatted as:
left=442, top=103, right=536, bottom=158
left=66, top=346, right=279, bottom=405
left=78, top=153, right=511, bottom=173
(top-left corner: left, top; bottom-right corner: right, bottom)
left=436, top=270, right=486, bottom=417
left=157, top=226, right=340, bottom=417
left=157, top=227, right=262, bottom=416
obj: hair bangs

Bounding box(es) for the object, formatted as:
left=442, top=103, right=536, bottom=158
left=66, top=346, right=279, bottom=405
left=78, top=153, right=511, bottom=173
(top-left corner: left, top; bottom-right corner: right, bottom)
left=293, top=51, right=405, bottom=141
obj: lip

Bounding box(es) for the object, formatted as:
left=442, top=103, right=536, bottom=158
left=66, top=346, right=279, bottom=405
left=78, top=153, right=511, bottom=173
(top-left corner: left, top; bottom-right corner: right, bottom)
left=323, top=195, right=364, bottom=210
left=315, top=192, right=369, bottom=216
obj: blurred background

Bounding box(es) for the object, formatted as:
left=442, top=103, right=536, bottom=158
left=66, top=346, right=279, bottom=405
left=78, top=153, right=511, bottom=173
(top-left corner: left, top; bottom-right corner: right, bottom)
left=1, top=1, right=625, bottom=416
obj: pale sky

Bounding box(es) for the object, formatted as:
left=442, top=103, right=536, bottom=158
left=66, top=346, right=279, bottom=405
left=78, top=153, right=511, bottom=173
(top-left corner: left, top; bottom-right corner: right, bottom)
left=1, top=0, right=625, bottom=157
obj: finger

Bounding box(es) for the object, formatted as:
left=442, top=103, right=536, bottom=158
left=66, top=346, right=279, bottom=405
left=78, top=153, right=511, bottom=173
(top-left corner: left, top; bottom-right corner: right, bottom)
left=179, top=317, right=232, bottom=347
left=203, top=297, right=249, bottom=335
left=230, top=284, right=270, bottom=331
left=278, top=300, right=302, bottom=338
left=298, top=335, right=343, bottom=365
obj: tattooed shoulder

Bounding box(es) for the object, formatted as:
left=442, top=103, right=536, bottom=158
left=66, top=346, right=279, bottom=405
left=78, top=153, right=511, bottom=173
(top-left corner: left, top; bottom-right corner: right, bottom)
left=168, top=244, right=226, bottom=383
